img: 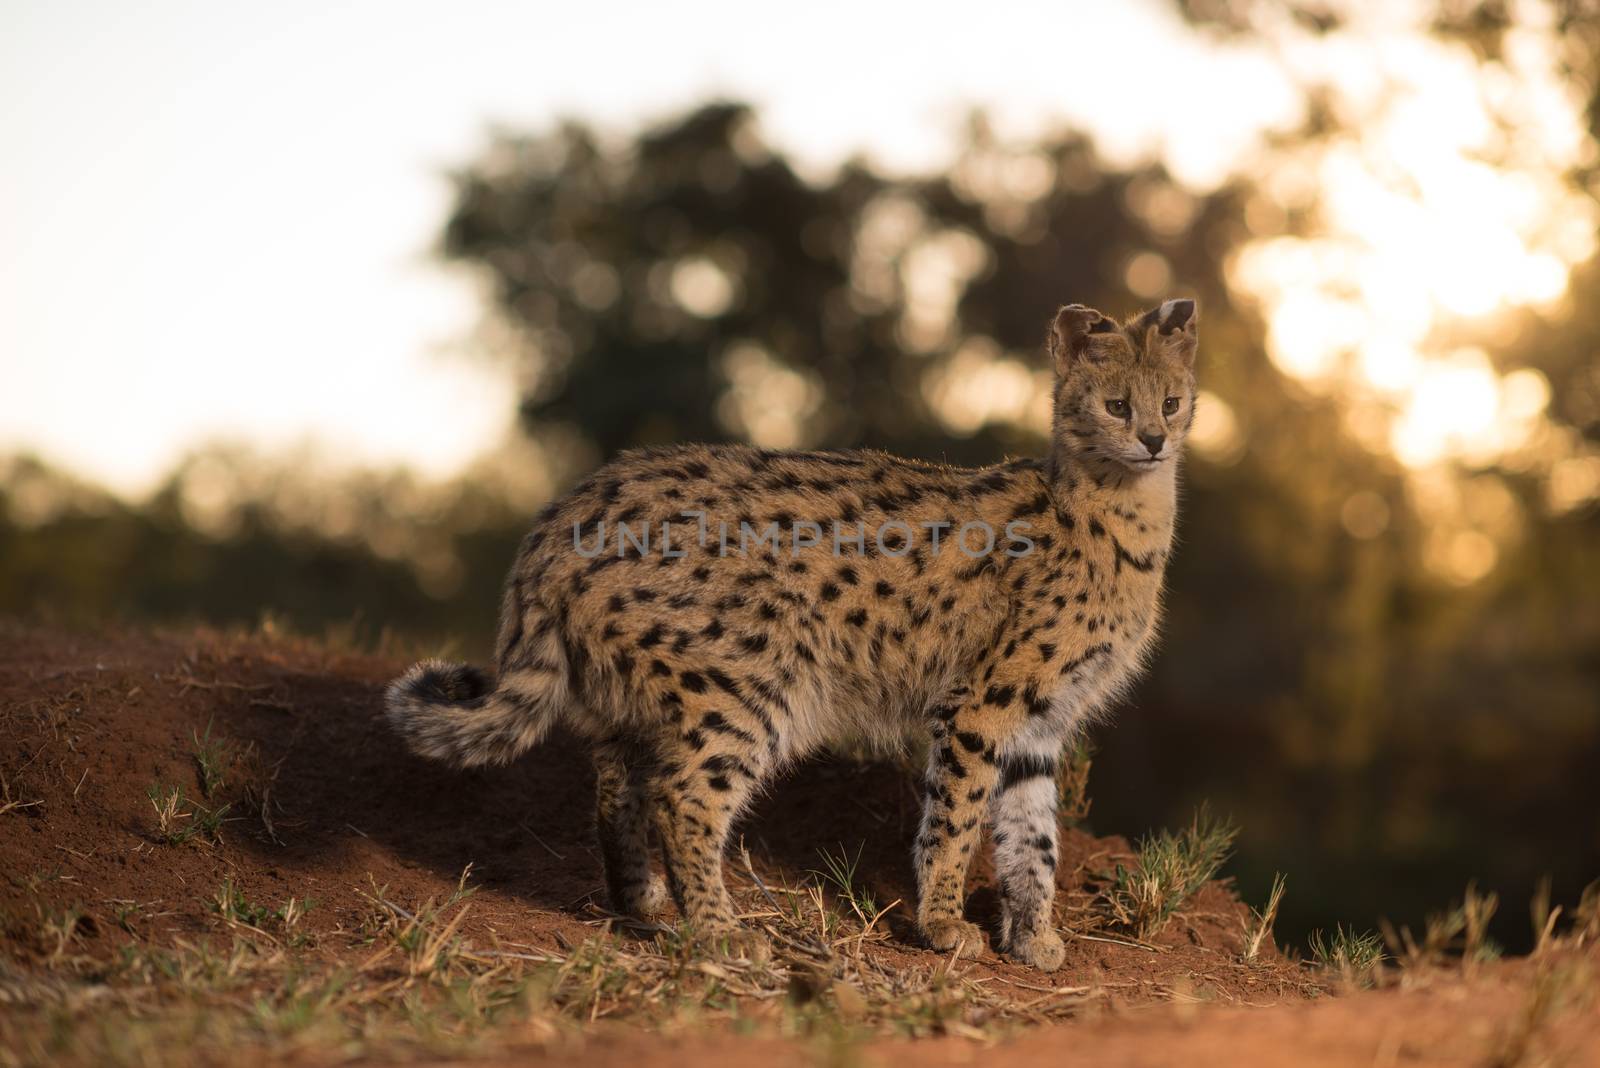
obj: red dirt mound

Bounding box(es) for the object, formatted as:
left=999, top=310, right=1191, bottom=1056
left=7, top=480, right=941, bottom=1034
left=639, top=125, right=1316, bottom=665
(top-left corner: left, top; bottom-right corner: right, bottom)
left=0, top=618, right=1297, bottom=1005
left=11, top=620, right=1595, bottom=1068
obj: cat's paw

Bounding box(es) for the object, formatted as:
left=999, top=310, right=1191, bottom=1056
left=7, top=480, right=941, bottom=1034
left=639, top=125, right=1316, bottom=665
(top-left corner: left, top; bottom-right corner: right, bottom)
left=611, top=875, right=672, bottom=922
left=922, top=918, right=988, bottom=958
left=698, top=927, right=771, bottom=963
left=1006, top=928, right=1065, bottom=972
left=633, top=876, right=671, bottom=919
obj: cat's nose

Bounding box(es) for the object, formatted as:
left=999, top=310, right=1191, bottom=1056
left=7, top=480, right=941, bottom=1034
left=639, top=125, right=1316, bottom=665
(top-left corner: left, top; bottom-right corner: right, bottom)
left=1138, top=432, right=1165, bottom=457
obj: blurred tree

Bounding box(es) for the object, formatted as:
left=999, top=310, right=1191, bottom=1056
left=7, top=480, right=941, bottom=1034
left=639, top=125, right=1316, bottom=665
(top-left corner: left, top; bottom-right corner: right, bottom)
left=1174, top=0, right=1600, bottom=450
left=442, top=104, right=1239, bottom=465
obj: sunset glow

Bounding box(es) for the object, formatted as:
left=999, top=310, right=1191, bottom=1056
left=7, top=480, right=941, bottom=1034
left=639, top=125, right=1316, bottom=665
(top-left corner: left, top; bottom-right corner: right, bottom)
left=1229, top=9, right=1595, bottom=484
left=5, top=0, right=1597, bottom=592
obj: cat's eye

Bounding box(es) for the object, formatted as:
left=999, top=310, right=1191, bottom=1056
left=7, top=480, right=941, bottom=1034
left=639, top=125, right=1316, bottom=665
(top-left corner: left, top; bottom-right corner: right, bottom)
left=1162, top=396, right=1181, bottom=416
left=1105, top=398, right=1129, bottom=418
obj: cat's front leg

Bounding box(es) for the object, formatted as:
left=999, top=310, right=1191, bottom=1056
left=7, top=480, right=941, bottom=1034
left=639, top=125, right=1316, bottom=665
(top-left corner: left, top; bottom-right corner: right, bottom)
left=990, top=740, right=1067, bottom=970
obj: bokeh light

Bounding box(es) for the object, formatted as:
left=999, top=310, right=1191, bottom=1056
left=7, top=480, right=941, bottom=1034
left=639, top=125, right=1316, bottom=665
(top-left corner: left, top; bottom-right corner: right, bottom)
left=1228, top=5, right=1597, bottom=494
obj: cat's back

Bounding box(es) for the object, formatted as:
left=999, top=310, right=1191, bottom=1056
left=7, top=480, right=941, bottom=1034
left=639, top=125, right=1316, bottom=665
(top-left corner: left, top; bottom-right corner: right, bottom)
left=508, top=443, right=1035, bottom=730
left=522, top=441, right=1007, bottom=579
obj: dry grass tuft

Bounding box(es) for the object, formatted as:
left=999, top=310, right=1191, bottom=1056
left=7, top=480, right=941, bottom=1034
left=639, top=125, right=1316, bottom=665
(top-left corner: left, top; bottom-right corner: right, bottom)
left=1242, top=873, right=1287, bottom=960
left=1574, top=879, right=1600, bottom=945
left=1308, top=925, right=1384, bottom=988
left=358, top=865, right=480, bottom=979
left=145, top=781, right=230, bottom=846
left=1383, top=881, right=1501, bottom=973
left=209, top=878, right=316, bottom=948
left=1057, top=739, right=1094, bottom=827
left=1485, top=953, right=1598, bottom=1068
left=1103, top=805, right=1237, bottom=940
left=190, top=719, right=229, bottom=799
left=0, top=768, right=45, bottom=818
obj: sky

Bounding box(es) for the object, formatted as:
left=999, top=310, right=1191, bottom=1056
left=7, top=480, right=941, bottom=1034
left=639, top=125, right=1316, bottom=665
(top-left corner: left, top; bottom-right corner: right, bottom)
left=0, top=0, right=1301, bottom=496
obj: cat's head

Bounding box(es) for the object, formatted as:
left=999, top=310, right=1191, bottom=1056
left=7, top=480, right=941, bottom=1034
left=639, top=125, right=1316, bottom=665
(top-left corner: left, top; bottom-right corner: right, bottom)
left=1046, top=299, right=1198, bottom=474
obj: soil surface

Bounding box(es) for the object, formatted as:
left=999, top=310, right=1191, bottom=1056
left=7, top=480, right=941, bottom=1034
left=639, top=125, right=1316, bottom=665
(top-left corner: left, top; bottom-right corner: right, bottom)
left=1, top=619, right=1596, bottom=1066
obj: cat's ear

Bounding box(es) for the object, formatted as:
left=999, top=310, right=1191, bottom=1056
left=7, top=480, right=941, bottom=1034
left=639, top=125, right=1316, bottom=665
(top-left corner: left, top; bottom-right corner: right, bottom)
left=1139, top=298, right=1198, bottom=366
left=1048, top=304, right=1128, bottom=373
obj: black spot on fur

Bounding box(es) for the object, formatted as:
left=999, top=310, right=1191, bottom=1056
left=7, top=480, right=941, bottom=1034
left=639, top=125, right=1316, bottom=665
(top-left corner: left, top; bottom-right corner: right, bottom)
left=955, top=731, right=986, bottom=753
left=1113, top=537, right=1159, bottom=574
left=983, top=684, right=1016, bottom=708
left=998, top=753, right=1055, bottom=791
left=705, top=667, right=740, bottom=697
left=1060, top=643, right=1114, bottom=677
left=972, top=471, right=1011, bottom=495
left=408, top=663, right=491, bottom=706
left=1011, top=493, right=1049, bottom=519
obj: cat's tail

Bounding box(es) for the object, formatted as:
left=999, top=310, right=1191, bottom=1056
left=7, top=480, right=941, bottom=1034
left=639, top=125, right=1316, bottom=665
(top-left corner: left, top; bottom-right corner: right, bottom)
left=385, top=655, right=568, bottom=769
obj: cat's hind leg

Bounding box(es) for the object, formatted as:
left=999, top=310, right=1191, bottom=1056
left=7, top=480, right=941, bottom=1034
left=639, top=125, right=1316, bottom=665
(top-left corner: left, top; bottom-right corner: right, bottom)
left=593, top=737, right=669, bottom=920
left=648, top=692, right=774, bottom=960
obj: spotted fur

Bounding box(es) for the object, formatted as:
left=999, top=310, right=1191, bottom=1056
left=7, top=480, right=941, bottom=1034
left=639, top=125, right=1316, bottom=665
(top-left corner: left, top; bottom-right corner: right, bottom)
left=385, top=298, right=1200, bottom=969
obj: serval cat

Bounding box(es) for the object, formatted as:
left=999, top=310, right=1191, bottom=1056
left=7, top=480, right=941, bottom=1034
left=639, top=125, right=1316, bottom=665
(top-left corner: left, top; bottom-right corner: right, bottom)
left=387, top=298, right=1199, bottom=970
